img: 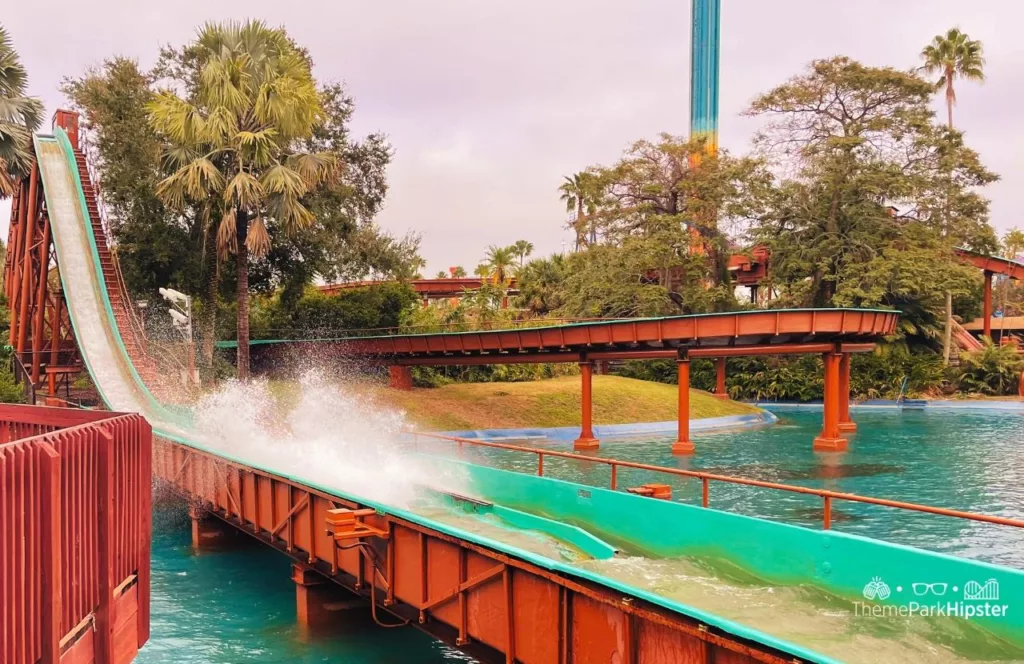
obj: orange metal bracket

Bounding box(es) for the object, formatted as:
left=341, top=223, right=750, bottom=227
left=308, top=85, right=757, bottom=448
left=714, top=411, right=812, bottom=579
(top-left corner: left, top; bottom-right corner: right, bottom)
left=326, top=508, right=389, bottom=541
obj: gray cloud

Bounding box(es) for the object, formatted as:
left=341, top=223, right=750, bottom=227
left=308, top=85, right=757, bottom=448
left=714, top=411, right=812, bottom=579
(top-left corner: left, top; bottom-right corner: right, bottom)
left=2, top=1, right=1021, bottom=275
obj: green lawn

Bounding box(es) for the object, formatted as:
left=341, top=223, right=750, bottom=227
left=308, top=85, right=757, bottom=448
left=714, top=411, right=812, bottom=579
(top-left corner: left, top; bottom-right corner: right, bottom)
left=296, top=375, right=761, bottom=432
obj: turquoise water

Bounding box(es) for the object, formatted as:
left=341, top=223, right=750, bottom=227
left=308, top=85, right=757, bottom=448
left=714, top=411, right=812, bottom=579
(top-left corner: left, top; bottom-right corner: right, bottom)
left=454, top=408, right=1024, bottom=568
left=137, top=500, right=471, bottom=663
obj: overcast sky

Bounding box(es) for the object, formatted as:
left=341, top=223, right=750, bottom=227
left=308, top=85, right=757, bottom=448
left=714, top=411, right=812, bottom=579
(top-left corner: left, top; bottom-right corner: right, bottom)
left=3, top=1, right=1021, bottom=276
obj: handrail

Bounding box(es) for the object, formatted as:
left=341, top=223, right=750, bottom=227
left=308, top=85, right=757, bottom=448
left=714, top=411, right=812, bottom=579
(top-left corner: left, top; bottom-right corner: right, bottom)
left=407, top=431, right=1024, bottom=532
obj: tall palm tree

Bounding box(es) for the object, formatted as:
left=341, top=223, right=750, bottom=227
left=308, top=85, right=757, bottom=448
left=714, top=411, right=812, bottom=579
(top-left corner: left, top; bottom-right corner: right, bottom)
left=558, top=172, right=598, bottom=250
left=0, top=26, right=44, bottom=198
left=921, top=27, right=985, bottom=365
left=511, top=240, right=534, bottom=269
left=483, top=245, right=515, bottom=285
left=921, top=28, right=985, bottom=130
left=149, top=20, right=336, bottom=379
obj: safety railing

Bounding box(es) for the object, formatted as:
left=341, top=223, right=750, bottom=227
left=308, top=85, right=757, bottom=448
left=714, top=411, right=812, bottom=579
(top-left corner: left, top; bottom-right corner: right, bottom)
left=407, top=431, right=1024, bottom=532
left=0, top=405, right=152, bottom=664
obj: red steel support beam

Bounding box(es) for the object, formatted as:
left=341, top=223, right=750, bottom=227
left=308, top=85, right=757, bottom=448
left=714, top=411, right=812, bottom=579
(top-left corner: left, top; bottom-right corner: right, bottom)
left=813, top=352, right=848, bottom=452
left=31, top=213, right=52, bottom=385
left=392, top=342, right=879, bottom=367
left=837, top=353, right=855, bottom=433
left=672, top=353, right=694, bottom=455
left=574, top=360, right=599, bottom=450
left=983, top=270, right=993, bottom=340
left=388, top=365, right=413, bottom=390
left=7, top=184, right=28, bottom=345
left=714, top=357, right=728, bottom=399
left=16, top=164, right=39, bottom=357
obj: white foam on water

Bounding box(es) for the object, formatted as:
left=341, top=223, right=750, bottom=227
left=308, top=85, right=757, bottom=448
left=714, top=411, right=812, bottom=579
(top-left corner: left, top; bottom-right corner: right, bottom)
left=189, top=371, right=467, bottom=508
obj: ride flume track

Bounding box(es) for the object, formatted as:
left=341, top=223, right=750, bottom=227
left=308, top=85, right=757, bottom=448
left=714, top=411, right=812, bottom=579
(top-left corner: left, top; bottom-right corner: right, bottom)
left=25, top=116, right=1024, bottom=663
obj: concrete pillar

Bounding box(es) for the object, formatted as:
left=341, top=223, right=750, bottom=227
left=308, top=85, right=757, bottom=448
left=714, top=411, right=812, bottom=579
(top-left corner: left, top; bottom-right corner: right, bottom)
left=388, top=365, right=413, bottom=390
left=672, top=354, right=694, bottom=455
left=983, top=270, right=993, bottom=341
left=813, top=352, right=848, bottom=451
left=574, top=361, right=599, bottom=450
left=292, top=564, right=367, bottom=630
left=837, top=353, right=856, bottom=433
left=714, top=357, right=728, bottom=399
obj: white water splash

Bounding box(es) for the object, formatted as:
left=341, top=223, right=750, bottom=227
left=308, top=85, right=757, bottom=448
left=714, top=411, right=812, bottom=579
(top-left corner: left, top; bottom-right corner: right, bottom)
left=190, top=371, right=467, bottom=508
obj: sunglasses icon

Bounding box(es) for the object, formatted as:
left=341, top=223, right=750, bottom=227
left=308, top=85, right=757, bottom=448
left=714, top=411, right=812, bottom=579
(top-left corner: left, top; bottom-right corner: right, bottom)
left=912, top=583, right=948, bottom=596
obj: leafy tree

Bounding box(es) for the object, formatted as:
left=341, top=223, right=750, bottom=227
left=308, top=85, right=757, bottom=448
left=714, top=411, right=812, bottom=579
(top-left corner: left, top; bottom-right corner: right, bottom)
left=558, top=172, right=599, bottom=249
left=515, top=254, right=567, bottom=315
left=586, top=135, right=767, bottom=289
left=280, top=283, right=418, bottom=337
left=1004, top=228, right=1024, bottom=259
left=920, top=28, right=986, bottom=364
left=0, top=25, right=44, bottom=198
left=511, top=240, right=534, bottom=269
left=746, top=56, right=996, bottom=344
left=149, top=20, right=337, bottom=379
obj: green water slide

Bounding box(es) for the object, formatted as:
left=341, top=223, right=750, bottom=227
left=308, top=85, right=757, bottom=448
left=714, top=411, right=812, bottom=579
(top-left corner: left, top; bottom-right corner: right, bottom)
left=37, top=127, right=1024, bottom=663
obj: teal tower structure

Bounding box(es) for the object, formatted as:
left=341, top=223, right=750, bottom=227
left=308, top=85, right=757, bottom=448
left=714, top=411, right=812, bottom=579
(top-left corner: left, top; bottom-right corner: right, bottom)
left=689, top=0, right=721, bottom=153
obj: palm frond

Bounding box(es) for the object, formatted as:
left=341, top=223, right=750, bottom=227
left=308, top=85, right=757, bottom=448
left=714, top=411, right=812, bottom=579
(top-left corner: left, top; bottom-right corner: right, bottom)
left=245, top=217, right=272, bottom=256
left=223, top=170, right=264, bottom=210
left=156, top=157, right=225, bottom=208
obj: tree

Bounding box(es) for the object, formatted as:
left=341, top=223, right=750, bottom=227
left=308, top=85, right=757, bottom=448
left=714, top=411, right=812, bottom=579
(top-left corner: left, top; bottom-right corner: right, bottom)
left=587, top=134, right=767, bottom=290
left=1004, top=228, right=1024, bottom=259
left=515, top=254, right=567, bottom=315
left=921, top=28, right=986, bottom=364
left=746, top=56, right=996, bottom=344
left=921, top=28, right=985, bottom=130
left=0, top=26, right=44, bottom=198
left=451, top=265, right=467, bottom=278
left=511, top=240, right=534, bottom=269
left=482, top=245, right=515, bottom=285
left=149, top=20, right=337, bottom=379
left=435, top=270, right=448, bottom=279
left=558, top=172, right=598, bottom=250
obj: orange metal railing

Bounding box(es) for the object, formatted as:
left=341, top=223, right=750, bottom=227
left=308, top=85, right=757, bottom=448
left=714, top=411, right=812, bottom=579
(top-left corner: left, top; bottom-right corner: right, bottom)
left=0, top=405, right=152, bottom=664
left=408, top=431, right=1024, bottom=532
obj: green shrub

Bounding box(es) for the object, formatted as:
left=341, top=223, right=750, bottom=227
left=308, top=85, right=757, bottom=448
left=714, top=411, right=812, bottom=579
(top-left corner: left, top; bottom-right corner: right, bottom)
left=956, top=341, right=1024, bottom=396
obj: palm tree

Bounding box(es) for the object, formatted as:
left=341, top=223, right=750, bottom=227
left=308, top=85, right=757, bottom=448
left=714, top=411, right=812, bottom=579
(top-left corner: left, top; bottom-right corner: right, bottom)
left=473, top=263, right=490, bottom=279
left=451, top=265, right=467, bottom=278
left=149, top=20, right=336, bottom=379
left=483, top=245, right=515, bottom=285
left=0, top=26, right=44, bottom=198
left=511, top=240, right=534, bottom=269
left=921, top=28, right=985, bottom=130
left=921, top=28, right=985, bottom=366
left=435, top=270, right=448, bottom=279
left=558, top=172, right=599, bottom=250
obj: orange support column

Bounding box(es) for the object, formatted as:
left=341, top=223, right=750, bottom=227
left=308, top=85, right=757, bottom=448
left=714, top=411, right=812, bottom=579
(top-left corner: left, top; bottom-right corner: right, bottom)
left=714, top=357, right=728, bottom=399
left=983, top=270, right=993, bottom=341
left=388, top=365, right=413, bottom=390
left=574, top=360, right=599, bottom=450
left=813, top=352, right=848, bottom=451
left=672, top=353, right=695, bottom=455
left=292, top=564, right=366, bottom=631
left=837, top=353, right=856, bottom=433
left=189, top=505, right=232, bottom=550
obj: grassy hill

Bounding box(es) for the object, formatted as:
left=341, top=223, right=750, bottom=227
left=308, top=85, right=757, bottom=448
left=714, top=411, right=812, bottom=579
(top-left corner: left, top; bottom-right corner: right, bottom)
left=358, top=375, right=761, bottom=432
